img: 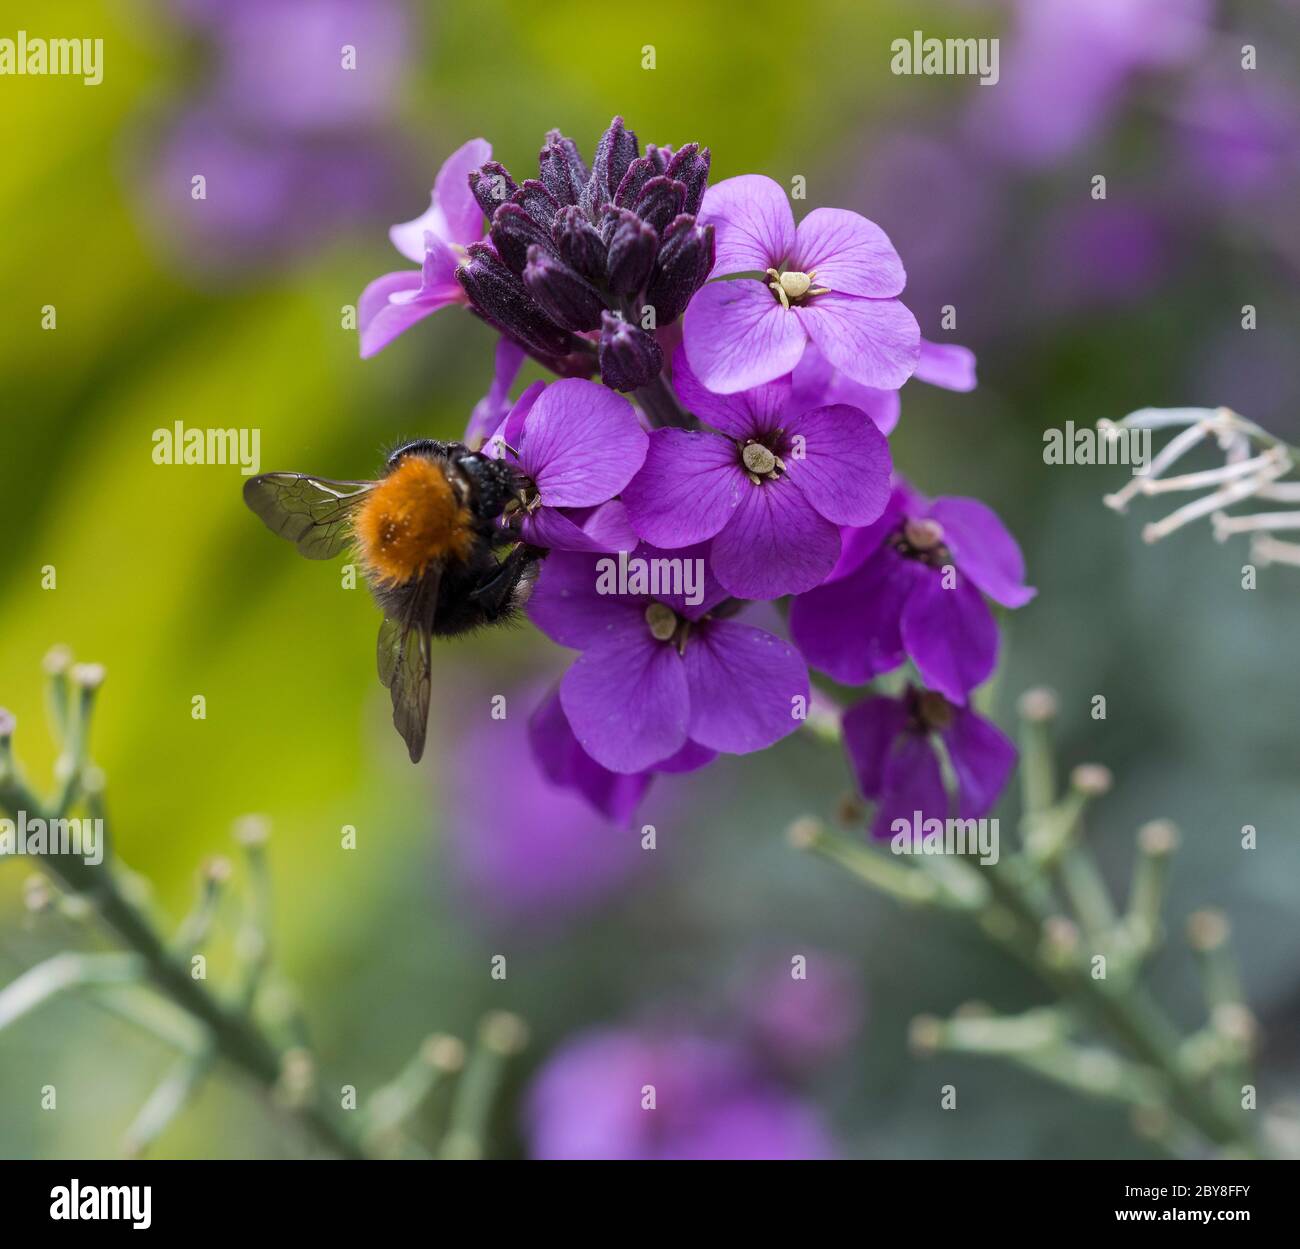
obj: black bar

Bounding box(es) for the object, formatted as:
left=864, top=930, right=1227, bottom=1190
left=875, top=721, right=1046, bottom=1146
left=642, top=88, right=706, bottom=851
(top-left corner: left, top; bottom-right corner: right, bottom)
left=2, top=1160, right=1287, bottom=1232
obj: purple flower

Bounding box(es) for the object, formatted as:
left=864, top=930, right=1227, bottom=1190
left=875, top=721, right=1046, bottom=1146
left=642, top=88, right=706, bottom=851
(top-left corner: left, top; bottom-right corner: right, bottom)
left=484, top=378, right=647, bottom=553
left=187, top=0, right=410, bottom=133
left=528, top=686, right=716, bottom=825
left=789, top=484, right=1034, bottom=703
left=445, top=687, right=648, bottom=926
left=621, top=348, right=892, bottom=599
left=843, top=686, right=1016, bottom=841
left=790, top=338, right=977, bottom=437
left=525, top=1027, right=832, bottom=1159
left=682, top=174, right=920, bottom=394
left=740, top=951, right=864, bottom=1075
left=358, top=137, right=492, bottom=358
left=138, top=110, right=399, bottom=277
left=1172, top=68, right=1300, bottom=204
left=968, top=0, right=1210, bottom=167
left=527, top=544, right=810, bottom=773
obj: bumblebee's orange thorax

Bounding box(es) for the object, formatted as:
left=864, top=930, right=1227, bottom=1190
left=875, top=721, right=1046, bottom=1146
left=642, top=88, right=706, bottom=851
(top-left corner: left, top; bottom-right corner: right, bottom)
left=354, top=456, right=474, bottom=584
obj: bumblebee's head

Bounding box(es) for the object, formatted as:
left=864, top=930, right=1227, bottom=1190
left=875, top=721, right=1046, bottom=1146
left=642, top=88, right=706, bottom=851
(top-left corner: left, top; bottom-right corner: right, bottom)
left=454, top=451, right=518, bottom=522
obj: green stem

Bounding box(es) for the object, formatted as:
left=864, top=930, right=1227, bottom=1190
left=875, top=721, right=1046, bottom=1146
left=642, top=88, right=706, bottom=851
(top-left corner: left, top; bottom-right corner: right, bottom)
left=0, top=770, right=364, bottom=1159
left=633, top=370, right=694, bottom=429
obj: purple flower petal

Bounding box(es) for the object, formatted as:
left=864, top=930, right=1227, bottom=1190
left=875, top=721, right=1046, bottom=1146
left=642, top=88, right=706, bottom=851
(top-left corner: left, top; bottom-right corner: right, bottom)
left=465, top=337, right=527, bottom=445
left=783, top=404, right=892, bottom=527
left=825, top=491, right=909, bottom=582
left=682, top=280, right=807, bottom=395
left=789, top=548, right=920, bottom=685
left=527, top=549, right=645, bottom=648
left=872, top=731, right=946, bottom=841
left=792, top=207, right=906, bottom=298
left=682, top=620, right=808, bottom=755
left=528, top=688, right=651, bottom=825
left=485, top=380, right=547, bottom=458
left=794, top=293, right=920, bottom=391
left=561, top=632, right=690, bottom=773
left=650, top=541, right=732, bottom=621
left=389, top=137, right=491, bottom=261
left=709, top=477, right=841, bottom=600
left=698, top=174, right=796, bottom=276
left=577, top=500, right=640, bottom=553
left=941, top=707, right=1016, bottom=820
left=671, top=345, right=791, bottom=439
left=842, top=696, right=911, bottom=800
left=915, top=339, right=977, bottom=392
left=622, top=428, right=743, bottom=548
left=653, top=738, right=718, bottom=774
left=900, top=576, right=998, bottom=704
left=789, top=343, right=902, bottom=435
left=928, top=497, right=1036, bottom=609
left=523, top=506, right=635, bottom=553
left=521, top=379, right=648, bottom=507
left=358, top=269, right=445, bottom=358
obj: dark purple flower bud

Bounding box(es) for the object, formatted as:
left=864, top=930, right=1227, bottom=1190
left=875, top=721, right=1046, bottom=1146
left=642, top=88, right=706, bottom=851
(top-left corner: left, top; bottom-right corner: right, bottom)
left=538, top=131, right=588, bottom=206
left=645, top=216, right=715, bottom=323
left=664, top=143, right=711, bottom=216
left=523, top=245, right=607, bottom=332
left=513, top=179, right=561, bottom=230
left=490, top=201, right=555, bottom=275
left=555, top=205, right=608, bottom=280
left=634, top=175, right=686, bottom=237
left=457, top=243, right=576, bottom=359
left=584, top=115, right=639, bottom=216
left=469, top=161, right=518, bottom=220
left=642, top=143, right=672, bottom=175
left=613, top=156, right=657, bottom=210
left=604, top=208, right=658, bottom=296
left=598, top=311, right=663, bottom=391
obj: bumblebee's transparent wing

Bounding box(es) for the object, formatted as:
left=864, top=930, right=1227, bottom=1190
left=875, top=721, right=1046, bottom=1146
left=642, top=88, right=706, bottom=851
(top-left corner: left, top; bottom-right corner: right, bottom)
left=376, top=585, right=436, bottom=763
left=243, top=473, right=374, bottom=560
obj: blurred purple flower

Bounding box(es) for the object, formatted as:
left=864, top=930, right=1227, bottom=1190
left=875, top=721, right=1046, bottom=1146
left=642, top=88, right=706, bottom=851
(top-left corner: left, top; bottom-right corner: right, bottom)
left=683, top=174, right=920, bottom=393
left=181, top=0, right=409, bottom=132
left=135, top=0, right=412, bottom=279
left=741, top=951, right=864, bottom=1074
left=140, top=109, right=400, bottom=275
left=790, top=484, right=1033, bottom=703
left=483, top=378, right=647, bottom=553
left=843, top=686, right=1016, bottom=841
left=526, top=1027, right=832, bottom=1159
left=445, top=687, right=648, bottom=925
left=969, top=0, right=1211, bottom=167
left=359, top=137, right=492, bottom=357
left=527, top=545, right=809, bottom=773
left=1172, top=69, right=1300, bottom=203
left=622, top=348, right=892, bottom=599
left=1032, top=202, right=1171, bottom=312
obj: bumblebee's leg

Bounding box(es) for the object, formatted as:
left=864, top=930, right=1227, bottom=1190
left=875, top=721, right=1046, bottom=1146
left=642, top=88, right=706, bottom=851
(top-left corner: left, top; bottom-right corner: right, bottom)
left=468, top=543, right=543, bottom=619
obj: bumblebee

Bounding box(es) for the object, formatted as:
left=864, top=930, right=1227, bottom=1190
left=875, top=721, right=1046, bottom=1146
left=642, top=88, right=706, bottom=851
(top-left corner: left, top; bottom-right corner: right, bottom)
left=243, top=439, right=541, bottom=763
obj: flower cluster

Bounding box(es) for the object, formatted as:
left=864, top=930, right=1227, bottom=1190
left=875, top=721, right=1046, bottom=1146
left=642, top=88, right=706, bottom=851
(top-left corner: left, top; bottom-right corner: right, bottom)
left=357, top=115, right=1036, bottom=840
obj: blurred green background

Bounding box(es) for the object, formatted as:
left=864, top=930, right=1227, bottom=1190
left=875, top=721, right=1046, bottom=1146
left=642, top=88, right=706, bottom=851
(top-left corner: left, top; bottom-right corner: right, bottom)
left=2, top=0, right=1298, bottom=1159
